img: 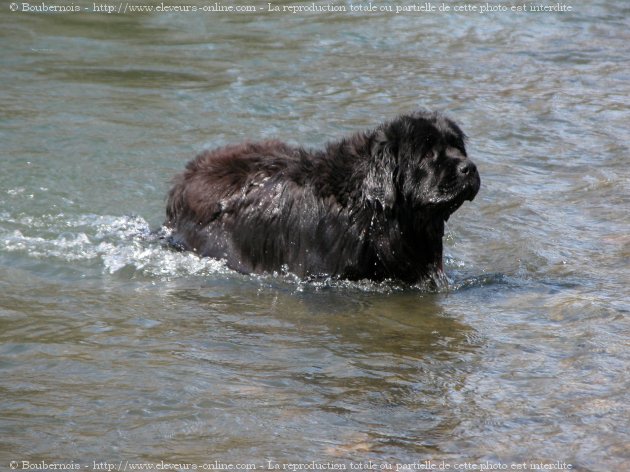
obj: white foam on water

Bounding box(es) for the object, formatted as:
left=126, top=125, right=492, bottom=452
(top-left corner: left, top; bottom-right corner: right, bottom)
left=0, top=213, right=230, bottom=279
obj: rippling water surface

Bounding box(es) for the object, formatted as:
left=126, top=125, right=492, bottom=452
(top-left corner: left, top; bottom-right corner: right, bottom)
left=1, top=2, right=629, bottom=470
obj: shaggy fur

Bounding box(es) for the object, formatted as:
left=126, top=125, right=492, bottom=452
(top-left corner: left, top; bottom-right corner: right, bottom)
left=165, top=110, right=480, bottom=286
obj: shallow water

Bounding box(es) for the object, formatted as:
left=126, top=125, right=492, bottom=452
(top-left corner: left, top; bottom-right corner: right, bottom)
left=1, top=1, right=629, bottom=471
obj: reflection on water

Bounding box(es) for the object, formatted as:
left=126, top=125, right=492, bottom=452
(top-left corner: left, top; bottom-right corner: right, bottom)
left=1, top=1, right=629, bottom=470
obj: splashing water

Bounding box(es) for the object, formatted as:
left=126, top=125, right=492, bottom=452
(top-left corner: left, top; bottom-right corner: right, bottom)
left=0, top=213, right=230, bottom=279
left=0, top=211, right=493, bottom=291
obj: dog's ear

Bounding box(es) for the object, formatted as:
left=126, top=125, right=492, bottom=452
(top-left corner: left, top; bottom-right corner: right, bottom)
left=364, top=129, right=398, bottom=211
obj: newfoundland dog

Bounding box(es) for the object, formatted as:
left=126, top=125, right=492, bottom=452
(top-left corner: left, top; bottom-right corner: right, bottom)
left=165, top=110, right=480, bottom=286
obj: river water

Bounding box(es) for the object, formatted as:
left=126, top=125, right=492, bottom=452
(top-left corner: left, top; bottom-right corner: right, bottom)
left=1, top=1, right=628, bottom=470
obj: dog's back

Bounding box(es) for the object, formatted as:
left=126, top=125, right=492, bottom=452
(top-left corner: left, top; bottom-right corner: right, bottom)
left=165, top=140, right=370, bottom=276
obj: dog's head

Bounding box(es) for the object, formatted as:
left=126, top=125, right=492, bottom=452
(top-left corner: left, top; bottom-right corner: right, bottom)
left=366, top=110, right=480, bottom=221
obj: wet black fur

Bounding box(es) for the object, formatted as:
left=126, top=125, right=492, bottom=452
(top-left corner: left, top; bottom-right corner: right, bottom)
left=165, top=110, right=480, bottom=285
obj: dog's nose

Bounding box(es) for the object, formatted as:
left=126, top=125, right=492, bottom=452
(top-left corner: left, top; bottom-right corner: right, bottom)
left=458, top=161, right=477, bottom=176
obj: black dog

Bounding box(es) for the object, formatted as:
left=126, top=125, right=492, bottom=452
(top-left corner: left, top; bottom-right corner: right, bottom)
left=165, top=110, right=480, bottom=286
